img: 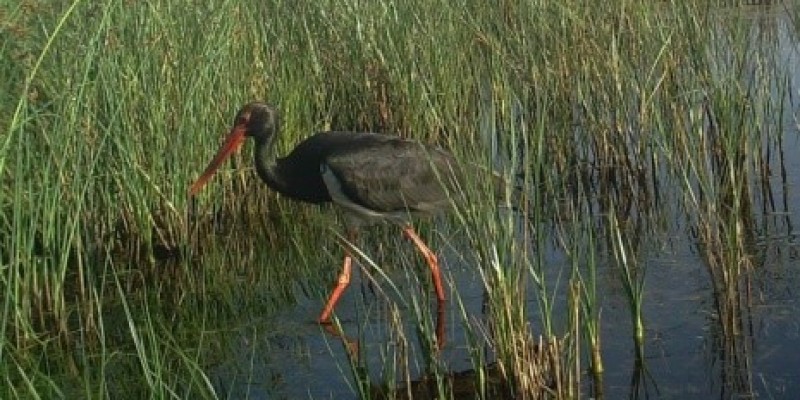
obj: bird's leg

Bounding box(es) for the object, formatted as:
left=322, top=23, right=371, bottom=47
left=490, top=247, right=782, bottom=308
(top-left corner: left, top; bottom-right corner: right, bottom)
left=402, top=226, right=446, bottom=303
left=318, top=255, right=352, bottom=324
left=403, top=226, right=447, bottom=350
left=318, top=231, right=357, bottom=324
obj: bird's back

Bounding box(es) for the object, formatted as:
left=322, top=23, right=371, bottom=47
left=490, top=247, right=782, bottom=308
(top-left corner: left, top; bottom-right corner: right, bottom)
left=279, top=131, right=460, bottom=217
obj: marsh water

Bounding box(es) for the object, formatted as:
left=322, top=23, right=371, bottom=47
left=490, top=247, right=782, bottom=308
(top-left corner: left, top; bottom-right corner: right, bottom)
left=207, top=8, right=800, bottom=399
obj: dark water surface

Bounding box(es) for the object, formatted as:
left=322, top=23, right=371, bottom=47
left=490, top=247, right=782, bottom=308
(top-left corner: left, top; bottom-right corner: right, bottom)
left=210, top=7, right=800, bottom=399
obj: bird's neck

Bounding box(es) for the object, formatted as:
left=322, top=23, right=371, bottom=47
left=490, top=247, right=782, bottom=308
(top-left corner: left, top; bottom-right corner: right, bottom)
left=253, top=133, right=288, bottom=193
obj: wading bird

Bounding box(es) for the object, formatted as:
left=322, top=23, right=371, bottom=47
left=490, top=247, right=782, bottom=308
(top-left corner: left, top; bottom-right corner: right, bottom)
left=189, top=102, right=463, bottom=346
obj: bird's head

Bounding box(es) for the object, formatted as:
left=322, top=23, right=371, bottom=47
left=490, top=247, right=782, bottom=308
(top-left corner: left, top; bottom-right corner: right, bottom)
left=189, top=102, right=279, bottom=196
left=234, top=102, right=280, bottom=139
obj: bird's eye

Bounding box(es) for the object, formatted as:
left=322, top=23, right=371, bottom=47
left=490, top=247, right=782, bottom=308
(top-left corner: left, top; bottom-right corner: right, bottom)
left=236, top=112, right=250, bottom=126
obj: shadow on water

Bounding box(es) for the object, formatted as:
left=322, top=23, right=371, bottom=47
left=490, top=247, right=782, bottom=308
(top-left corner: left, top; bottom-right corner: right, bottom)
left=206, top=7, right=800, bottom=400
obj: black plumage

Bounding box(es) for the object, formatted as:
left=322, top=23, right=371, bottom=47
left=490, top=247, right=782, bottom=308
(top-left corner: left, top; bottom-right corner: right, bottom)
left=256, top=130, right=460, bottom=219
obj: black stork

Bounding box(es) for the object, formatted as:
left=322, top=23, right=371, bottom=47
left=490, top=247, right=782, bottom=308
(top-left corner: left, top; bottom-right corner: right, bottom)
left=189, top=102, right=462, bottom=341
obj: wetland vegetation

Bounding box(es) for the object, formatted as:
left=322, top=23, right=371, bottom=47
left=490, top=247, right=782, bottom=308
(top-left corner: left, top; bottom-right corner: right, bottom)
left=2, top=0, right=799, bottom=398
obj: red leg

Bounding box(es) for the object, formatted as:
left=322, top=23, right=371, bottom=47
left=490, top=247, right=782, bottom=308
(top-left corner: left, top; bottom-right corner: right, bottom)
left=402, top=226, right=446, bottom=303
left=403, top=226, right=447, bottom=350
left=318, top=254, right=352, bottom=324
left=318, top=231, right=357, bottom=324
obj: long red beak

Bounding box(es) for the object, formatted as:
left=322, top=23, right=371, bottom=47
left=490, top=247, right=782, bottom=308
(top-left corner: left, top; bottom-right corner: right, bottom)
left=189, top=125, right=247, bottom=195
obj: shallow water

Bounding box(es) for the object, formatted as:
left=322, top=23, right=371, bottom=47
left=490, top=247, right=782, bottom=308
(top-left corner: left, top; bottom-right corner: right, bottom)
left=209, top=205, right=799, bottom=399
left=209, top=7, right=800, bottom=400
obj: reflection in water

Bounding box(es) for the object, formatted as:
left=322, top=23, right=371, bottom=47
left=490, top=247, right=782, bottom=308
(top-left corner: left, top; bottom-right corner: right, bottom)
left=370, top=362, right=512, bottom=400
left=321, top=302, right=445, bottom=360
left=322, top=321, right=360, bottom=358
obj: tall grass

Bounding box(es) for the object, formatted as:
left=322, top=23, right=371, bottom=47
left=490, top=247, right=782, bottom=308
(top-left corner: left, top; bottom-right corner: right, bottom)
left=1, top=0, right=795, bottom=398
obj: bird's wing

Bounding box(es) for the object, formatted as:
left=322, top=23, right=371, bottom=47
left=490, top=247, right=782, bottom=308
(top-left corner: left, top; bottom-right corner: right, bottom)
left=321, top=140, right=460, bottom=216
